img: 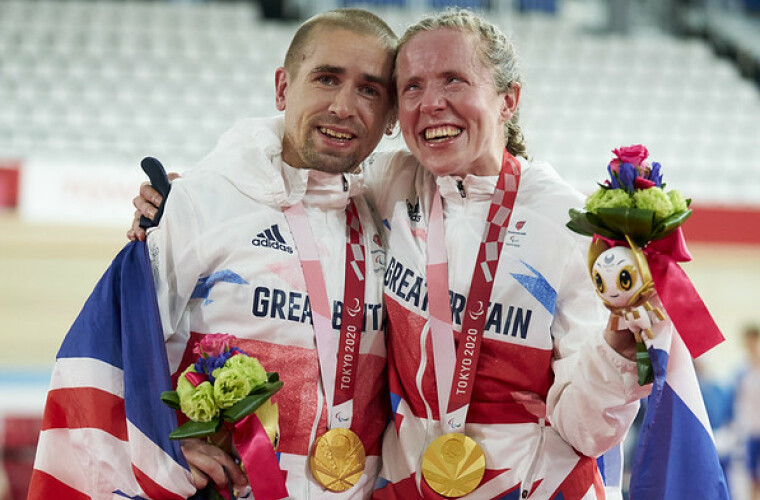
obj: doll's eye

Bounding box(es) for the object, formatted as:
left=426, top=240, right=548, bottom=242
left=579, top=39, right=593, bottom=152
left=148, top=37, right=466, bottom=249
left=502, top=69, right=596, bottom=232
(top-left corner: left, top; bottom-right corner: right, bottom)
left=617, top=265, right=637, bottom=291
left=593, top=271, right=606, bottom=294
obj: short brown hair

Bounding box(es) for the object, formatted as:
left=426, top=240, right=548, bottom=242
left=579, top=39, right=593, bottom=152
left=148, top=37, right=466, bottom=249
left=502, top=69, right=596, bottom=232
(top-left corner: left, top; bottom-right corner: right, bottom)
left=284, top=9, right=398, bottom=78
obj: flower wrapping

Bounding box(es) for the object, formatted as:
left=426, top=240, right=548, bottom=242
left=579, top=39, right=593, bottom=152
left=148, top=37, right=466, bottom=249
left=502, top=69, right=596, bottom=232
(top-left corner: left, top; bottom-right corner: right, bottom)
left=567, top=145, right=724, bottom=382
left=161, top=333, right=288, bottom=500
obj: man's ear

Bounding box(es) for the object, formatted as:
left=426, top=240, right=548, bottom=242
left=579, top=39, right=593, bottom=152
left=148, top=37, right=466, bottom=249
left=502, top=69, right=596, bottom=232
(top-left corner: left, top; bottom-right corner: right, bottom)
left=274, top=67, right=288, bottom=111
left=500, top=82, right=521, bottom=123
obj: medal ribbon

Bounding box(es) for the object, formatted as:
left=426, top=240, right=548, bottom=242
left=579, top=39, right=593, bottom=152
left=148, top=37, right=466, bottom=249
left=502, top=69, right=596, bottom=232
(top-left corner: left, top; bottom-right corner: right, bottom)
left=284, top=198, right=365, bottom=429
left=426, top=151, right=521, bottom=432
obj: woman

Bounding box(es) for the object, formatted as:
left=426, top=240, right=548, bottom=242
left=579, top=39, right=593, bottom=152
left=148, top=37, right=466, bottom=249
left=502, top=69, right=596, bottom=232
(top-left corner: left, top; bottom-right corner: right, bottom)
left=362, top=10, right=654, bottom=499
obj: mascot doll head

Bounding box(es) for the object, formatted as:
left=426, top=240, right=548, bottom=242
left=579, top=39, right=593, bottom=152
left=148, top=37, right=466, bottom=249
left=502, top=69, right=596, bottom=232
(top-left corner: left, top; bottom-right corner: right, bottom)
left=588, top=237, right=654, bottom=309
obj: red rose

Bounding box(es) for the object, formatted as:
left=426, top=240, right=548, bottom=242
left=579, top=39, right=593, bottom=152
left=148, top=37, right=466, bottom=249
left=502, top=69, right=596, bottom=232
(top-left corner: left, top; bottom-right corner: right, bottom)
left=612, top=144, right=649, bottom=167
left=194, top=333, right=234, bottom=358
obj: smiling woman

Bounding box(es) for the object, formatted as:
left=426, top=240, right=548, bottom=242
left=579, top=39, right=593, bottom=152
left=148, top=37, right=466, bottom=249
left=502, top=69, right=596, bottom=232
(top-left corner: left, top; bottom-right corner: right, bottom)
left=395, top=27, right=518, bottom=178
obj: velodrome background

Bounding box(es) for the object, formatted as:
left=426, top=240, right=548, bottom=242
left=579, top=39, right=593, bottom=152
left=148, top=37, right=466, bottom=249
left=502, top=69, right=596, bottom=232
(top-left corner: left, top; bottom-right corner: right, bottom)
left=1, top=0, right=758, bottom=498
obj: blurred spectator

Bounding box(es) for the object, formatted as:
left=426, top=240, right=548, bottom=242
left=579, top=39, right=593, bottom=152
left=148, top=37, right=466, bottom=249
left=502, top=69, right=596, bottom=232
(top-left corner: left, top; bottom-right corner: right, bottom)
left=736, top=324, right=760, bottom=500
left=697, top=358, right=738, bottom=495
left=254, top=0, right=300, bottom=21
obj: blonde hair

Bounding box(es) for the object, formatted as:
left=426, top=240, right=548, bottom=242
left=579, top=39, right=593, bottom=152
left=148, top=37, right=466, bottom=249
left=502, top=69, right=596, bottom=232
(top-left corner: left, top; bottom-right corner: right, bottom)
left=397, top=8, right=527, bottom=159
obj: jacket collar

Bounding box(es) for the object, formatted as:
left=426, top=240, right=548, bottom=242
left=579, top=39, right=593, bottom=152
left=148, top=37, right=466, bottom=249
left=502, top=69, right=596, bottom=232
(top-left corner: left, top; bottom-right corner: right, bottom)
left=196, top=115, right=365, bottom=209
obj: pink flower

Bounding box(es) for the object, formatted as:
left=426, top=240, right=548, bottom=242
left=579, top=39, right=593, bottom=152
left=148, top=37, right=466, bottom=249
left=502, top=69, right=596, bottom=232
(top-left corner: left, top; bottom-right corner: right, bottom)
left=634, top=177, right=656, bottom=190
left=612, top=144, right=649, bottom=168
left=193, top=333, right=234, bottom=358
left=184, top=371, right=209, bottom=387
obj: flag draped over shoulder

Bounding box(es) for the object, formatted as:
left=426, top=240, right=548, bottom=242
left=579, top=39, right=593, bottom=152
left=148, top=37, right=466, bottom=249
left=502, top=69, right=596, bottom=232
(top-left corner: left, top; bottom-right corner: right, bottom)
left=629, top=324, right=730, bottom=499
left=28, top=241, right=197, bottom=500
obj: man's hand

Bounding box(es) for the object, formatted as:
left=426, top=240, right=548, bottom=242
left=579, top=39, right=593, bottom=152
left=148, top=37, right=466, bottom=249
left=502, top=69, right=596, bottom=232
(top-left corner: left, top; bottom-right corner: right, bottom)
left=181, top=438, right=249, bottom=495
left=126, top=172, right=180, bottom=241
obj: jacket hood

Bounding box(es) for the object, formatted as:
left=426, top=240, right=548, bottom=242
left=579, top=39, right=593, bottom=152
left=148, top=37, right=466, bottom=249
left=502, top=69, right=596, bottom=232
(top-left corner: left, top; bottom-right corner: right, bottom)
left=193, top=115, right=365, bottom=209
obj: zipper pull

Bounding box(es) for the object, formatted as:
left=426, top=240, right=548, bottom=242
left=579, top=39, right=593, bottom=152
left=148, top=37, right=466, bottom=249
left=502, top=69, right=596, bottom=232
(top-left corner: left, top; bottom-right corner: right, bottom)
left=456, top=179, right=466, bottom=198
left=342, top=174, right=349, bottom=192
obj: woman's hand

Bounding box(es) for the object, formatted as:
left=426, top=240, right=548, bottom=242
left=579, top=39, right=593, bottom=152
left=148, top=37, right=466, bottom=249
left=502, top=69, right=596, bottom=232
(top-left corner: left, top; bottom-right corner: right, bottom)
left=603, top=326, right=639, bottom=361
left=126, top=172, right=180, bottom=241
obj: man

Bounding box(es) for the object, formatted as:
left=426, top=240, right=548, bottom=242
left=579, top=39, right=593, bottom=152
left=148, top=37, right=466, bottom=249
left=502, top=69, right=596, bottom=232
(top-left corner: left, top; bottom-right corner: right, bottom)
left=131, top=8, right=397, bottom=498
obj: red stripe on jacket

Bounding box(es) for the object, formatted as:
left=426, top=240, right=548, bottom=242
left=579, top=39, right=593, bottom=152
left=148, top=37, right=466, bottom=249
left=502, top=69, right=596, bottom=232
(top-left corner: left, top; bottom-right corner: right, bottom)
left=386, top=296, right=552, bottom=425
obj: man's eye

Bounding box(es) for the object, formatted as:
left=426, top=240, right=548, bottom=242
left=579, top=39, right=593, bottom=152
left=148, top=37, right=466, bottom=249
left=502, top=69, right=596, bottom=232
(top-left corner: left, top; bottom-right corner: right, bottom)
left=317, top=75, right=337, bottom=85
left=360, top=86, right=379, bottom=97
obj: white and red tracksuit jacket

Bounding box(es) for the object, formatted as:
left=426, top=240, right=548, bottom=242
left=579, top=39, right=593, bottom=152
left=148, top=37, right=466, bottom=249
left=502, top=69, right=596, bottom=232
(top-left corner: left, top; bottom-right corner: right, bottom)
left=148, top=116, right=390, bottom=499
left=361, top=150, right=654, bottom=500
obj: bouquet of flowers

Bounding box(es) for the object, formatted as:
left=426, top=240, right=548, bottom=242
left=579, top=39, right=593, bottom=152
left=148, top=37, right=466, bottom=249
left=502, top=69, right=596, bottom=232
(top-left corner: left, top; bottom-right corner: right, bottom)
left=161, top=333, right=286, bottom=499
left=567, top=145, right=692, bottom=385
left=567, top=144, right=691, bottom=248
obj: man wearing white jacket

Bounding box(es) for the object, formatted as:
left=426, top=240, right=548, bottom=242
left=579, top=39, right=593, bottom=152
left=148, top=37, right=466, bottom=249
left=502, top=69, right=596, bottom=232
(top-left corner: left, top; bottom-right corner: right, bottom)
left=142, top=9, right=398, bottom=498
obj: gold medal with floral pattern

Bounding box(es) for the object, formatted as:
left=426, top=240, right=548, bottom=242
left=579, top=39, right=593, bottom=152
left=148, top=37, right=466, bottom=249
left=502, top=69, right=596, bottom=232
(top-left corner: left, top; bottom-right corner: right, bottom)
left=310, top=428, right=366, bottom=492
left=422, top=433, right=486, bottom=498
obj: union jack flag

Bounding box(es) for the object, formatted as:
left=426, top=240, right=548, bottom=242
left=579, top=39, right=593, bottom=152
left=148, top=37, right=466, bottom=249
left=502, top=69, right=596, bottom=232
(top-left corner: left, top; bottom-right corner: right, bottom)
left=28, top=241, right=197, bottom=499
left=629, top=323, right=730, bottom=499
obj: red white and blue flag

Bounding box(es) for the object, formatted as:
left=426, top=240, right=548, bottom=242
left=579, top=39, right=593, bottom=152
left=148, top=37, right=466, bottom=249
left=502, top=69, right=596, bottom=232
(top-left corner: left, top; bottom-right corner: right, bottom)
left=629, top=323, right=730, bottom=499
left=28, top=241, right=197, bottom=499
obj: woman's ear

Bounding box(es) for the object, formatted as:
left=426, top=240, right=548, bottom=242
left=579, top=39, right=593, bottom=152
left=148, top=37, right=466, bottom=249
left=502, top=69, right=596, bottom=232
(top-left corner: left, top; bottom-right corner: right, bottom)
left=500, top=82, right=521, bottom=123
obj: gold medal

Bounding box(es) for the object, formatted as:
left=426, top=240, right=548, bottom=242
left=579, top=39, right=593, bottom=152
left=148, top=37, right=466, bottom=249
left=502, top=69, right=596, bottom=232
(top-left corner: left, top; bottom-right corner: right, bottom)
left=310, top=428, right=366, bottom=492
left=422, top=433, right=485, bottom=498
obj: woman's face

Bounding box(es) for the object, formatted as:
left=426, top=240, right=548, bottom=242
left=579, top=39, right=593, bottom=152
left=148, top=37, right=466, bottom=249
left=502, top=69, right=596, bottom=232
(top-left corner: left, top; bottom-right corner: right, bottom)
left=395, top=28, right=518, bottom=178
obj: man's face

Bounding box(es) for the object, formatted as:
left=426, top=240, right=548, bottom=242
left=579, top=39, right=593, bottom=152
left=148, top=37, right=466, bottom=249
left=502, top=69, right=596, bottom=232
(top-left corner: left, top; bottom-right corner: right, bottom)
left=395, top=28, right=518, bottom=178
left=275, top=28, right=395, bottom=174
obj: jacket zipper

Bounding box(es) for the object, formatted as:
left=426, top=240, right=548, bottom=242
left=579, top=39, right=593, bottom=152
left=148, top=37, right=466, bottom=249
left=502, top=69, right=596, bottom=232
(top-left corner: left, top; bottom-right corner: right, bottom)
left=456, top=179, right=466, bottom=198
left=520, top=418, right=546, bottom=498
left=416, top=322, right=435, bottom=470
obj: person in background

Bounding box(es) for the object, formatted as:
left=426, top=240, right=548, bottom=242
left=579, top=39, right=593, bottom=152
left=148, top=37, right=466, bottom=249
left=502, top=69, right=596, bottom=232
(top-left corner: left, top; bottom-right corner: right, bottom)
left=696, top=358, right=738, bottom=495
left=736, top=324, right=760, bottom=500
left=131, top=8, right=653, bottom=499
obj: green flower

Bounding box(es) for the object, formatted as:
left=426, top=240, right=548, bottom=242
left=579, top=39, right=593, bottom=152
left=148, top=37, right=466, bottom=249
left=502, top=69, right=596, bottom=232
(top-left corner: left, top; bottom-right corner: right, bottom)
left=177, top=366, right=198, bottom=401
left=668, top=189, right=688, bottom=213
left=180, top=381, right=219, bottom=422
left=225, top=355, right=267, bottom=389
left=585, top=188, right=634, bottom=213
left=213, top=367, right=252, bottom=409
left=633, top=187, right=674, bottom=220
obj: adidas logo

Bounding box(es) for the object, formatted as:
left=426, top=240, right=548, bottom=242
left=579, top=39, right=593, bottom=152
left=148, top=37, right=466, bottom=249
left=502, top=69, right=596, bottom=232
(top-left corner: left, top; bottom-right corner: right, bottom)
left=406, top=198, right=421, bottom=222
left=252, top=225, right=293, bottom=254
